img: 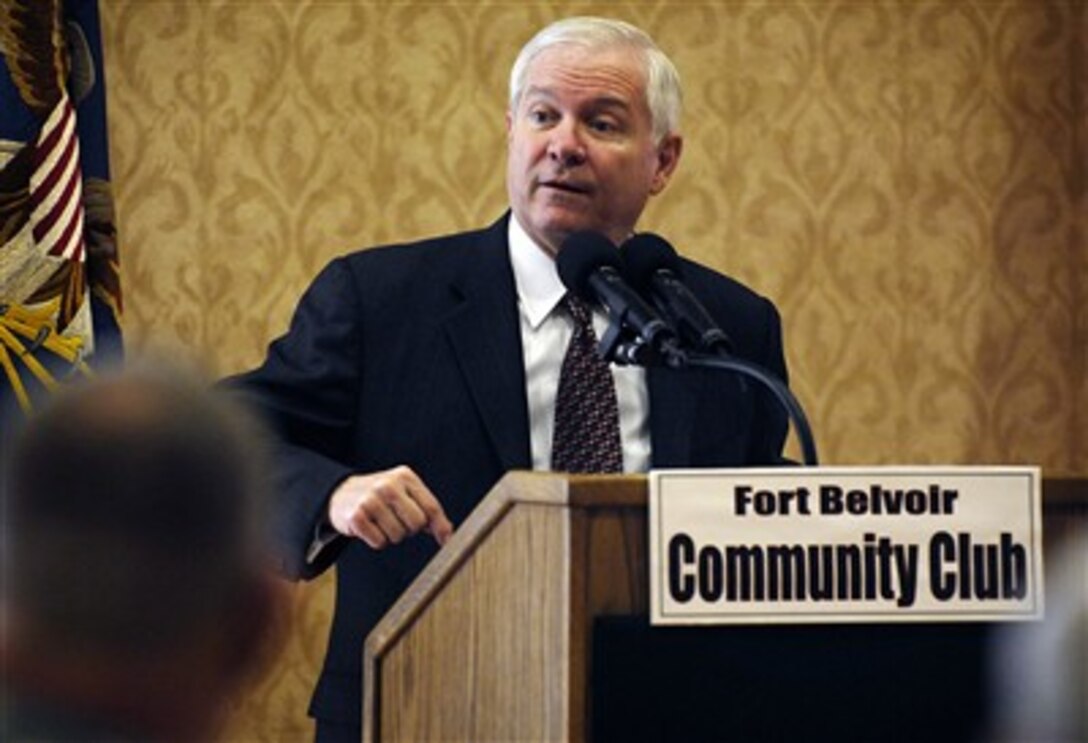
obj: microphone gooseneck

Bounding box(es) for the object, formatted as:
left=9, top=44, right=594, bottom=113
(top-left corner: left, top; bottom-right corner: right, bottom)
left=685, top=352, right=819, bottom=466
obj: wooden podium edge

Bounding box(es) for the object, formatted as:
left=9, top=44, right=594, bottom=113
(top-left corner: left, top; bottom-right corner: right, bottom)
left=361, top=471, right=646, bottom=741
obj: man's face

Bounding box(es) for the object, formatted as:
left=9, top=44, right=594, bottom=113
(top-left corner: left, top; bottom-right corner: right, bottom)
left=505, top=44, right=682, bottom=255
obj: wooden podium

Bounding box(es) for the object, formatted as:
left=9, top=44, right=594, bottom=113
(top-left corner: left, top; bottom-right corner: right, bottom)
left=362, top=473, right=1085, bottom=742
left=363, top=472, right=645, bottom=743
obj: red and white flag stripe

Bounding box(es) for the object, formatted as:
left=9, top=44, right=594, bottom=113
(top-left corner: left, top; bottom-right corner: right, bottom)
left=30, top=94, right=86, bottom=263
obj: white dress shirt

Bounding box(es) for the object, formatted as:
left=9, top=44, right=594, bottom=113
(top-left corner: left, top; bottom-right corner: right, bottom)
left=507, top=215, right=651, bottom=473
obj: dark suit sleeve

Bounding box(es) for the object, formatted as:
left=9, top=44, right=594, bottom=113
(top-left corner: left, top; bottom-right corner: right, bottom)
left=227, top=257, right=364, bottom=580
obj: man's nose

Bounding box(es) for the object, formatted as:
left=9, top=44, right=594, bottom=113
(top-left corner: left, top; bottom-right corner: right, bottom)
left=547, top=120, right=587, bottom=166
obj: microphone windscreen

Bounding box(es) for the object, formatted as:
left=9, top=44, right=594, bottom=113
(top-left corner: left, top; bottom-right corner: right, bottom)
left=556, top=231, right=621, bottom=300
left=620, top=233, right=681, bottom=292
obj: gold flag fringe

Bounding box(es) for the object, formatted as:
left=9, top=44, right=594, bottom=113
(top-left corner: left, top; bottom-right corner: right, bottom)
left=0, top=298, right=93, bottom=414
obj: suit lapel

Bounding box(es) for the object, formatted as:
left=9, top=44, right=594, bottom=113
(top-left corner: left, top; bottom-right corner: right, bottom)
left=441, top=217, right=532, bottom=472
left=437, top=216, right=722, bottom=472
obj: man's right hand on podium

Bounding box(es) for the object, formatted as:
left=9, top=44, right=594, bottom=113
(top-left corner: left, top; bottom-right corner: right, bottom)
left=327, top=465, right=454, bottom=550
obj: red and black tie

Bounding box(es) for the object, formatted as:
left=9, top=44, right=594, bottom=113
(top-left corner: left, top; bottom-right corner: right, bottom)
left=550, top=295, right=624, bottom=474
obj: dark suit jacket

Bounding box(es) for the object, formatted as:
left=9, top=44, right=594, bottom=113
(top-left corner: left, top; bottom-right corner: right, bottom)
left=231, top=213, right=788, bottom=725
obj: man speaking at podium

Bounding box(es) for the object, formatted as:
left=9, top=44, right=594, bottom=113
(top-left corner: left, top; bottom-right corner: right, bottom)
left=233, top=16, right=790, bottom=741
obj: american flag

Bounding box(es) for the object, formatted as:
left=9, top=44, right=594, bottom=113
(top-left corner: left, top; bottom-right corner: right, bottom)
left=0, top=0, right=122, bottom=420
left=31, top=94, right=87, bottom=263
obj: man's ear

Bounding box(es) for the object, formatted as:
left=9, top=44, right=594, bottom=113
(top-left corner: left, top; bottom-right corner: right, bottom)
left=649, top=134, right=683, bottom=195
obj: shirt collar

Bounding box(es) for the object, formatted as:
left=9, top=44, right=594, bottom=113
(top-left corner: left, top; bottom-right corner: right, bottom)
left=508, top=214, right=567, bottom=330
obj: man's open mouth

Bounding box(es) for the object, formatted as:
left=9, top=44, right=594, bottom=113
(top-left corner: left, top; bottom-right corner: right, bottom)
left=541, top=180, right=591, bottom=195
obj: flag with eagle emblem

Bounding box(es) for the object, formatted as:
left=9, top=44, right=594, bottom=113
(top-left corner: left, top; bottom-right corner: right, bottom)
left=0, top=0, right=122, bottom=423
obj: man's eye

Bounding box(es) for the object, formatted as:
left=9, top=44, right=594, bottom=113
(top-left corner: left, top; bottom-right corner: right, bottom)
left=589, top=119, right=619, bottom=133
left=528, top=109, right=554, bottom=125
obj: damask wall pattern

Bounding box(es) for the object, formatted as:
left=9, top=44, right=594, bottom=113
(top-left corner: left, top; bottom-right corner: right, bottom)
left=97, top=1, right=1084, bottom=739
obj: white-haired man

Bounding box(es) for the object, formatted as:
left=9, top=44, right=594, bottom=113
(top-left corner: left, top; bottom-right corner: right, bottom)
left=232, top=17, right=790, bottom=741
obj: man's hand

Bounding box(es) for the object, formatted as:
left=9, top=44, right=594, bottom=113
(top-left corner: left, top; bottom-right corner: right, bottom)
left=327, top=466, right=454, bottom=549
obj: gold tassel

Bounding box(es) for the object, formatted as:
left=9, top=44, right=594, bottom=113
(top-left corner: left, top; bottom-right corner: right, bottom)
left=0, top=299, right=93, bottom=415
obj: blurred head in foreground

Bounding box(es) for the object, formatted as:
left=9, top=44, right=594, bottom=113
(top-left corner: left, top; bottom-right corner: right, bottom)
left=1, top=368, right=285, bottom=742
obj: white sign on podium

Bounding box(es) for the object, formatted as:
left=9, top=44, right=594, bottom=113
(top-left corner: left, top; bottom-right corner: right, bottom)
left=649, top=466, right=1043, bottom=625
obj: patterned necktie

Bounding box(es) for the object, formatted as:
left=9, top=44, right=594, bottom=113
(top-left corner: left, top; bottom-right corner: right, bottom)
left=550, top=295, right=624, bottom=473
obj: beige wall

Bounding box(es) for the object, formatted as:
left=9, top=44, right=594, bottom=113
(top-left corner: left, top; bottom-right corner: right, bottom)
left=99, top=1, right=1085, bottom=739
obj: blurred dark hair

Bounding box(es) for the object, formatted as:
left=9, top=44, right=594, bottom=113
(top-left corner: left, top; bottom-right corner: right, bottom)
left=3, top=366, right=272, bottom=660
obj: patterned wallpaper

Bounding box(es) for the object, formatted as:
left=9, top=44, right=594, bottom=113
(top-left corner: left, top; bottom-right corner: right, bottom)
left=97, top=1, right=1085, bottom=739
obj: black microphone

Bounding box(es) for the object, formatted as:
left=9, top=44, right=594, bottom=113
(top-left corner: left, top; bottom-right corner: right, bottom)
left=556, top=230, right=683, bottom=367
left=621, top=232, right=819, bottom=465
left=621, top=233, right=734, bottom=356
